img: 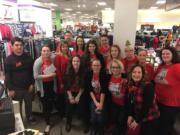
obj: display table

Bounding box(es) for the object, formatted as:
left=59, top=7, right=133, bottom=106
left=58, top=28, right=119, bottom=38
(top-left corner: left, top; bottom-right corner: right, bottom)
left=8, top=129, right=43, bottom=135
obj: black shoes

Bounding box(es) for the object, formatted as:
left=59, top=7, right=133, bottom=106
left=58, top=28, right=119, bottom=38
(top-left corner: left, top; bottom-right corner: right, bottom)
left=65, top=123, right=71, bottom=132
left=84, top=124, right=90, bottom=133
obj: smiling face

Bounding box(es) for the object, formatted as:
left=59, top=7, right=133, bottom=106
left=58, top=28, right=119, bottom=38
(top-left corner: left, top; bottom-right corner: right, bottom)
left=100, top=36, right=108, bottom=46
left=72, top=56, right=80, bottom=71
left=111, top=46, right=120, bottom=59
left=131, top=66, right=143, bottom=82
left=41, top=46, right=51, bottom=59
left=162, top=49, right=173, bottom=64
left=125, top=47, right=134, bottom=59
left=61, top=43, right=69, bottom=54
left=88, top=43, right=96, bottom=54
left=76, top=38, right=84, bottom=50
left=111, top=62, right=122, bottom=76
left=138, top=50, right=147, bottom=64
left=92, top=60, right=101, bottom=74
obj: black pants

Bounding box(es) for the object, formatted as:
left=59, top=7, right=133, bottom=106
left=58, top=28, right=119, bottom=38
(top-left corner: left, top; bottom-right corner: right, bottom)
left=141, top=118, right=160, bottom=135
left=55, top=93, right=66, bottom=117
left=66, top=92, right=90, bottom=126
left=111, top=103, right=127, bottom=135
left=14, top=90, right=33, bottom=120
left=158, top=104, right=180, bottom=135
left=41, top=81, right=55, bottom=125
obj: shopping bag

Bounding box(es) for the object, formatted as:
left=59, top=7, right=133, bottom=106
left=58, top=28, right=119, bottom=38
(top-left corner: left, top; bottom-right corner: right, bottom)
left=0, top=84, right=15, bottom=135
left=126, top=125, right=141, bottom=135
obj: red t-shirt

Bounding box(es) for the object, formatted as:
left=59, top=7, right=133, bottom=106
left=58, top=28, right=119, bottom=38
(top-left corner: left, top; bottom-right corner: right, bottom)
left=99, top=45, right=110, bottom=58
left=90, top=54, right=97, bottom=63
left=144, top=63, right=154, bottom=82
left=108, top=76, right=126, bottom=106
left=123, top=56, right=138, bottom=73
left=91, top=73, right=101, bottom=101
left=55, top=54, right=69, bottom=93
left=155, top=64, right=180, bottom=107
left=41, top=58, right=54, bottom=82
left=71, top=50, right=84, bottom=57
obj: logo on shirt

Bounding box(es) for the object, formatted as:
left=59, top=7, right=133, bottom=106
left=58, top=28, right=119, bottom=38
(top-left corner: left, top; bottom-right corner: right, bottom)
left=15, top=62, right=22, bottom=67
left=92, top=80, right=101, bottom=93
left=109, top=82, right=122, bottom=97
left=155, top=68, right=168, bottom=84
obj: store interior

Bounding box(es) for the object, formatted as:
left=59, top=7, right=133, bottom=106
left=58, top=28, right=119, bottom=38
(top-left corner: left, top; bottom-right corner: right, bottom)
left=0, top=0, right=180, bottom=135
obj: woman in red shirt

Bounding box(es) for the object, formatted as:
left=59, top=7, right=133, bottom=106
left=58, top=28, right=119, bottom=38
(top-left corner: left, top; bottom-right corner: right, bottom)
left=71, top=36, right=85, bottom=57
left=137, top=49, right=154, bottom=82
left=154, top=46, right=180, bottom=135
left=82, top=39, right=105, bottom=72
left=99, top=34, right=110, bottom=59
left=108, top=59, right=127, bottom=135
left=55, top=40, right=70, bottom=117
left=33, top=45, right=56, bottom=134
left=106, top=45, right=123, bottom=74
left=85, top=59, right=108, bottom=135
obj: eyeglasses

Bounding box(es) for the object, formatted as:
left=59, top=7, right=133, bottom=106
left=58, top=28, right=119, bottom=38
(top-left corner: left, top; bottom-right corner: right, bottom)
left=111, top=66, right=121, bottom=69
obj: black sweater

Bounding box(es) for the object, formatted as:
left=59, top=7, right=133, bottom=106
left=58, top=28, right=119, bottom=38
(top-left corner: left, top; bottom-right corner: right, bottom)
left=127, top=82, right=154, bottom=123
left=5, top=53, right=34, bottom=91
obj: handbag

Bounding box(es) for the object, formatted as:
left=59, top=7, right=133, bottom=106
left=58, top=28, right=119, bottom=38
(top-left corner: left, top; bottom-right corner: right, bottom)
left=0, top=82, right=15, bottom=135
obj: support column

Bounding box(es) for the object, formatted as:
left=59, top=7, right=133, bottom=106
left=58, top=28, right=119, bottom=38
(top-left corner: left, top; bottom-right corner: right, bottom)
left=55, top=10, right=61, bottom=31
left=113, top=0, right=139, bottom=57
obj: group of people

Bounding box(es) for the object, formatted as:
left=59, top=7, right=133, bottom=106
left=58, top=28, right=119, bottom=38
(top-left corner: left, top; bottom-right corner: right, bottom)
left=4, top=35, right=180, bottom=135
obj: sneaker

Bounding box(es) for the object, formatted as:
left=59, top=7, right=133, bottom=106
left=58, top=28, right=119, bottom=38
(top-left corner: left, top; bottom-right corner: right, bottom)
left=27, top=116, right=36, bottom=124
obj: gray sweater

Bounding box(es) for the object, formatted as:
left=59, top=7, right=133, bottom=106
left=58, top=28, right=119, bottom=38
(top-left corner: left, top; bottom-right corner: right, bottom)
left=33, top=54, right=57, bottom=97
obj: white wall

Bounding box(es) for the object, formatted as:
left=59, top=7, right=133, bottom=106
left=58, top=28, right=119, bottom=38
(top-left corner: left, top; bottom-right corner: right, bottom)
left=101, top=9, right=180, bottom=29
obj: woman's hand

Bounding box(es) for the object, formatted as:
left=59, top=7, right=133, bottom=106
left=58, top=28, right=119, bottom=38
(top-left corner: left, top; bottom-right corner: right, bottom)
left=74, top=96, right=80, bottom=104
left=127, top=116, right=134, bottom=126
left=129, top=120, right=139, bottom=130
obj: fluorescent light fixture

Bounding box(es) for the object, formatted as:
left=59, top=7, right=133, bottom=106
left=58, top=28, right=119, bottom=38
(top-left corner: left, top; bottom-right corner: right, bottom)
left=105, top=8, right=112, bottom=10
left=97, top=2, right=107, bottom=6
left=49, top=3, right=58, bottom=7
left=76, top=11, right=82, bottom=14
left=150, top=6, right=158, bottom=9
left=156, top=0, right=166, bottom=4
left=77, top=4, right=80, bottom=8
left=82, top=4, right=86, bottom=8
left=84, top=14, right=88, bottom=15
left=64, top=8, right=73, bottom=11
left=72, top=14, right=76, bottom=16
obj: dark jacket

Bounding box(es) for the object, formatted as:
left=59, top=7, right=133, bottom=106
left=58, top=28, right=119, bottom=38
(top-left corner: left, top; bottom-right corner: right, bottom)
left=5, top=52, right=34, bottom=91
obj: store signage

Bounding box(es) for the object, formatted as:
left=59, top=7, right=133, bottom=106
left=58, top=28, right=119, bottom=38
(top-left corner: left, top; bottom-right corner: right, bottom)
left=0, top=5, right=14, bottom=19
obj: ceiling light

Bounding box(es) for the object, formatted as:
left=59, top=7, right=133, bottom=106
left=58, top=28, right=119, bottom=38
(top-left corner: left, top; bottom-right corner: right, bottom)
left=97, top=2, right=107, bottom=6
left=84, top=14, right=88, bottom=15
left=156, top=0, right=166, bottom=4
left=64, top=8, right=73, bottom=11
left=105, top=8, right=112, bottom=10
left=72, top=14, right=76, bottom=16
left=150, top=6, right=158, bottom=9
left=82, top=4, right=86, bottom=8
left=49, top=3, right=58, bottom=7
left=76, top=11, right=82, bottom=14
left=77, top=4, right=81, bottom=8
left=64, top=12, right=70, bottom=14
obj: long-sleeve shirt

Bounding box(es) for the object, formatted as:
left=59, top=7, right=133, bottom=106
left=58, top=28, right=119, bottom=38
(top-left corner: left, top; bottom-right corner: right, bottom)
left=5, top=53, right=34, bottom=91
